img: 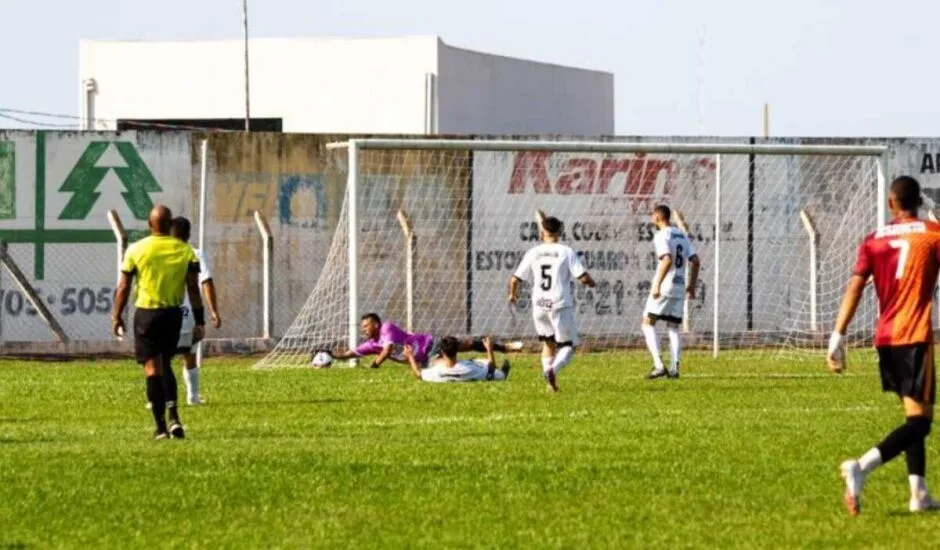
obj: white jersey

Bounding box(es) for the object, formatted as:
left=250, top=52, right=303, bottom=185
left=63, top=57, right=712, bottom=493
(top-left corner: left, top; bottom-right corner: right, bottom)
left=513, top=243, right=586, bottom=311
left=652, top=226, right=696, bottom=298
left=420, top=359, right=505, bottom=382
left=181, top=247, right=212, bottom=327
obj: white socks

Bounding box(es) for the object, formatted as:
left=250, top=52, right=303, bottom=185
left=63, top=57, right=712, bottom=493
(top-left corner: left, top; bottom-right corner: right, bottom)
left=667, top=327, right=681, bottom=373
left=540, top=356, right=553, bottom=374
left=909, top=475, right=928, bottom=497
left=183, top=367, right=200, bottom=401
left=642, top=324, right=664, bottom=371
left=858, top=448, right=882, bottom=475
left=551, top=347, right=575, bottom=373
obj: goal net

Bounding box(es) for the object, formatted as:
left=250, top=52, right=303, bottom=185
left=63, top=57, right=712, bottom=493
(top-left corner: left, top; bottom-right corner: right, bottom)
left=253, top=139, right=886, bottom=369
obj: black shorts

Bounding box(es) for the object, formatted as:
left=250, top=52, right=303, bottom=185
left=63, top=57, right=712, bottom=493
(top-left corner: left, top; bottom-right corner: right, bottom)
left=176, top=346, right=192, bottom=356
left=877, top=343, right=936, bottom=405
left=134, top=307, right=183, bottom=365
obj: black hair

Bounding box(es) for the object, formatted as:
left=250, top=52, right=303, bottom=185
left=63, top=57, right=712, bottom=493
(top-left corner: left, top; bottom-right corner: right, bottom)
left=439, top=336, right=460, bottom=360
left=653, top=205, right=672, bottom=222
left=541, top=216, right=563, bottom=236
left=170, top=216, right=192, bottom=242
left=360, top=313, right=381, bottom=325
left=890, top=176, right=922, bottom=212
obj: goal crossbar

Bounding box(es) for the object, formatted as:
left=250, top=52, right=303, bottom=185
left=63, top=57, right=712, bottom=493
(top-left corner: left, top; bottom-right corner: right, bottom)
left=326, top=139, right=887, bottom=157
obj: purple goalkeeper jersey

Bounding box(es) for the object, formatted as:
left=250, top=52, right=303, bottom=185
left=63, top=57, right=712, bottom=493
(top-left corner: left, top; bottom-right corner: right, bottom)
left=353, top=322, right=434, bottom=364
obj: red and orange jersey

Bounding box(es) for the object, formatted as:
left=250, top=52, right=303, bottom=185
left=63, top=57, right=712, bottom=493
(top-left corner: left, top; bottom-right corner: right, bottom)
left=854, top=219, right=940, bottom=347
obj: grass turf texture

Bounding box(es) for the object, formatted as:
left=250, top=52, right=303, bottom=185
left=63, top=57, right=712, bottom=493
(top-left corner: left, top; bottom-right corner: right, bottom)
left=1, top=350, right=936, bottom=549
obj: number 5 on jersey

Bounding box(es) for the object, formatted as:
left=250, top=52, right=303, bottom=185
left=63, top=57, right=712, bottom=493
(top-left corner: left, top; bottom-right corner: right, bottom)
left=540, top=265, right=552, bottom=291
left=889, top=239, right=910, bottom=279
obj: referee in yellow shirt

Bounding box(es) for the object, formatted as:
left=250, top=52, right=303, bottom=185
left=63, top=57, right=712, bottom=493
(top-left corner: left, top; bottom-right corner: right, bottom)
left=113, top=205, right=205, bottom=440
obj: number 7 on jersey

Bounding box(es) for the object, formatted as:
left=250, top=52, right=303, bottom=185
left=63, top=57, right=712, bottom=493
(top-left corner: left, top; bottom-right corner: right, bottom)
left=889, top=239, right=909, bottom=279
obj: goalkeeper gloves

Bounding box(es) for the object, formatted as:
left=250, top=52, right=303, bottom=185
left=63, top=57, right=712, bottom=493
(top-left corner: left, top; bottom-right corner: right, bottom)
left=827, top=331, right=846, bottom=373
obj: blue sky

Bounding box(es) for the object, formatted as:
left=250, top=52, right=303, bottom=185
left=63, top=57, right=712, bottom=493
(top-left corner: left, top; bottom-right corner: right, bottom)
left=1, top=0, right=937, bottom=136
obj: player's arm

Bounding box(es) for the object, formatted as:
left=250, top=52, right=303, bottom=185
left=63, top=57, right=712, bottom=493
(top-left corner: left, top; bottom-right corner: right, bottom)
left=196, top=251, right=221, bottom=328
left=186, top=266, right=206, bottom=343
left=112, top=245, right=139, bottom=337
left=201, top=279, right=221, bottom=329
left=569, top=248, right=595, bottom=288
left=372, top=344, right=394, bottom=368
left=828, top=239, right=873, bottom=373
left=687, top=254, right=701, bottom=298
left=509, top=276, right=522, bottom=304
left=331, top=349, right=358, bottom=360
left=652, top=254, right=672, bottom=299
left=402, top=345, right=422, bottom=379
left=112, top=271, right=133, bottom=337
left=509, top=250, right=533, bottom=303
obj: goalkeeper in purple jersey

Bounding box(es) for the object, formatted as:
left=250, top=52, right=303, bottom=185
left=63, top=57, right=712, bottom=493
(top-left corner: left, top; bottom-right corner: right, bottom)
left=330, top=313, right=523, bottom=368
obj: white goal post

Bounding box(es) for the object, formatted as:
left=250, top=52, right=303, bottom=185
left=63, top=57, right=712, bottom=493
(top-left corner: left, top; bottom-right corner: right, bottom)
left=253, top=138, right=888, bottom=369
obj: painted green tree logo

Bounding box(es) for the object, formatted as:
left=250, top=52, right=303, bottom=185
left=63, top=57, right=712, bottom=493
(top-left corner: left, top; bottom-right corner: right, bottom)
left=58, top=142, right=162, bottom=220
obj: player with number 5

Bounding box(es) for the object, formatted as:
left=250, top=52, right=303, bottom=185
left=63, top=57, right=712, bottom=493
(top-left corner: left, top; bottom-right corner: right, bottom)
left=829, top=175, right=939, bottom=515
left=509, top=216, right=595, bottom=392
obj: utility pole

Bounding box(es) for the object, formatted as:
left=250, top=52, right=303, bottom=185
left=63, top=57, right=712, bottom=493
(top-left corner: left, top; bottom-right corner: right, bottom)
left=243, top=0, right=251, bottom=132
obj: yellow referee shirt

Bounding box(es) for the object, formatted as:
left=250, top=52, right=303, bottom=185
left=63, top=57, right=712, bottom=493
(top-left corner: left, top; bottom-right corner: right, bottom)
left=121, top=235, right=200, bottom=309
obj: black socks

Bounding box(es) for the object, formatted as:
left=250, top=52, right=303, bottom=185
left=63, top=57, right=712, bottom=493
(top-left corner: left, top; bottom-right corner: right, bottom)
left=146, top=375, right=166, bottom=432
left=877, top=415, right=932, bottom=466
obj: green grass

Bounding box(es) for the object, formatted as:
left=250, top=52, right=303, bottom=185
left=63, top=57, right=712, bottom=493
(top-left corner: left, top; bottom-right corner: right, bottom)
left=1, top=350, right=937, bottom=549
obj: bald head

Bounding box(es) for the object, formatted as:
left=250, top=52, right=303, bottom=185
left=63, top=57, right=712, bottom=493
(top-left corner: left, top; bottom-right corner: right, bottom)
left=149, top=205, right=172, bottom=235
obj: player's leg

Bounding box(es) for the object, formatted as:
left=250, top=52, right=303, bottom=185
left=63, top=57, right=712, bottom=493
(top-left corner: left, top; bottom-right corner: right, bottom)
left=180, top=351, right=202, bottom=405
left=666, top=321, right=681, bottom=378
left=460, top=338, right=523, bottom=353
left=533, top=308, right=558, bottom=391
left=904, top=343, right=936, bottom=511
left=541, top=339, right=558, bottom=392
left=161, top=308, right=185, bottom=439
left=642, top=297, right=666, bottom=378
left=549, top=307, right=578, bottom=374
left=135, top=309, right=169, bottom=439
left=840, top=345, right=935, bottom=515
left=664, top=298, right=684, bottom=378
left=177, top=314, right=202, bottom=405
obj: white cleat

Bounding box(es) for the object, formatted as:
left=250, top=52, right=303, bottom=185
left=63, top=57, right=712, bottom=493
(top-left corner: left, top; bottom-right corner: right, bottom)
left=187, top=396, right=204, bottom=406
left=910, top=492, right=940, bottom=513
left=840, top=460, right=864, bottom=516
left=505, top=340, right=525, bottom=352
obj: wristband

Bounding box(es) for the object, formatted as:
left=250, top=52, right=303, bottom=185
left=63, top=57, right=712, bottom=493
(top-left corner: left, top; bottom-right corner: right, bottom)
left=193, top=307, right=206, bottom=326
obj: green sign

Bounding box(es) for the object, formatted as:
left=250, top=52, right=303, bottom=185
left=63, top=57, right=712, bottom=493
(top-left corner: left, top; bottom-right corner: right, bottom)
left=0, top=134, right=153, bottom=280
left=59, top=141, right=162, bottom=220
left=0, top=141, right=14, bottom=220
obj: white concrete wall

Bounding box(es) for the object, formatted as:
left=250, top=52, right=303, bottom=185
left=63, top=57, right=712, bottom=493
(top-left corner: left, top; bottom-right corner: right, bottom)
left=437, top=43, right=614, bottom=136
left=79, top=36, right=439, bottom=133
left=79, top=36, right=615, bottom=135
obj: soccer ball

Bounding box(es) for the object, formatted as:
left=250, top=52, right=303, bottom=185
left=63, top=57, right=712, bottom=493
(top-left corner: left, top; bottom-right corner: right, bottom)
left=311, top=350, right=333, bottom=368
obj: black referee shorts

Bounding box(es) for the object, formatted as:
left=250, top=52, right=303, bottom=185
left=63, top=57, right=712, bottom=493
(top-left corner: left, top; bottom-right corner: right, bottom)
left=877, top=343, right=936, bottom=405
left=133, top=307, right=183, bottom=365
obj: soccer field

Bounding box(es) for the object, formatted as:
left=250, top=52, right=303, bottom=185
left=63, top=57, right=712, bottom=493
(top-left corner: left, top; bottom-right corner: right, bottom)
left=1, top=351, right=936, bottom=549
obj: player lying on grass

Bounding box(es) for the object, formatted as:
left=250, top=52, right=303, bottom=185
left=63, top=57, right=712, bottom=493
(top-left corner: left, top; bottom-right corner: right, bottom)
left=828, top=175, right=938, bottom=515
left=509, top=215, right=595, bottom=392
left=402, top=335, right=511, bottom=382
left=328, top=313, right=523, bottom=368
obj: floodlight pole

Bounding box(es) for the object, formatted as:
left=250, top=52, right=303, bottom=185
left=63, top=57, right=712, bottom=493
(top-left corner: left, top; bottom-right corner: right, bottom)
left=242, top=0, right=251, bottom=132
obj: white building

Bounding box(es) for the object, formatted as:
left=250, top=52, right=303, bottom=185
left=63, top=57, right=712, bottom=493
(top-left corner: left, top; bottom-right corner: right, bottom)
left=78, top=36, right=614, bottom=135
